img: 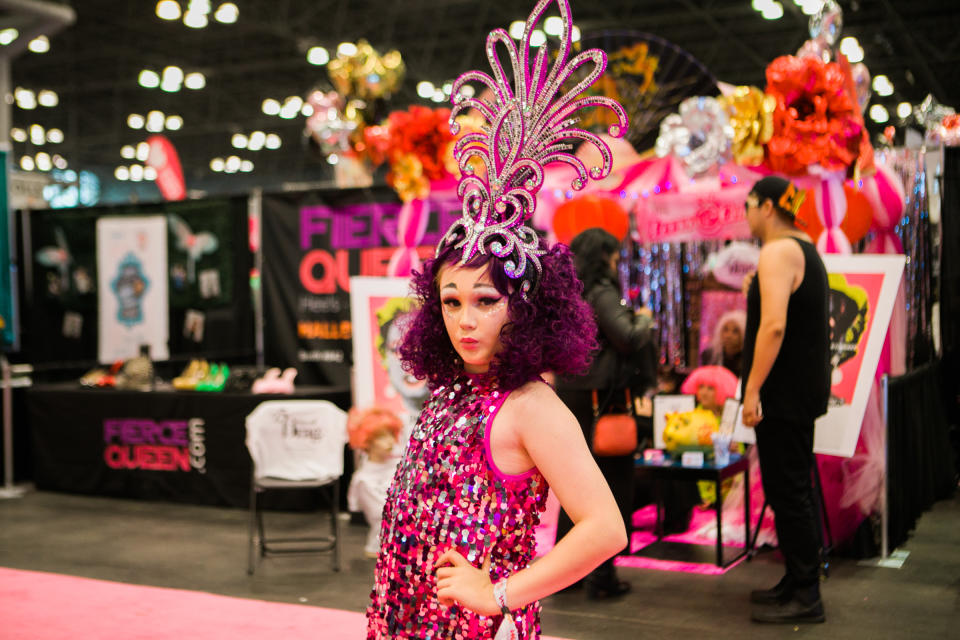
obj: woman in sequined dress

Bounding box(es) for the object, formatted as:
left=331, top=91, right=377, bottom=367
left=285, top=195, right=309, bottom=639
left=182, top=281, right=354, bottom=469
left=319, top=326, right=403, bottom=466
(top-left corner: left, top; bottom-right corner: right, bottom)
left=365, top=239, right=629, bottom=639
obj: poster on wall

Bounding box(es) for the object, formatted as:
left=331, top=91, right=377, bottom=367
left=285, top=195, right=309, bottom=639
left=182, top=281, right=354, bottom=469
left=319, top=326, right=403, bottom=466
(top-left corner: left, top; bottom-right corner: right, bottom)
left=261, top=188, right=460, bottom=386
left=97, top=216, right=169, bottom=363
left=733, top=254, right=905, bottom=458
left=349, top=276, right=429, bottom=431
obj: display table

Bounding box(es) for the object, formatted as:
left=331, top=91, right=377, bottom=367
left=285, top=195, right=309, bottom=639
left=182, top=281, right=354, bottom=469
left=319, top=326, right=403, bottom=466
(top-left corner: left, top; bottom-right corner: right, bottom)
left=634, top=452, right=750, bottom=568
left=26, top=383, right=351, bottom=508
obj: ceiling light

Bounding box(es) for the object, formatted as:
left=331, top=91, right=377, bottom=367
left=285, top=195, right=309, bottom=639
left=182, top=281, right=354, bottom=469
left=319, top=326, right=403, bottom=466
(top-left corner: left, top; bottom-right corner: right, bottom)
left=442, top=82, right=453, bottom=95
left=130, top=164, right=144, bottom=181
left=897, top=102, right=912, bottom=119
left=869, top=104, right=889, bottom=123
left=52, top=155, right=67, bottom=169
left=327, top=153, right=339, bottom=165
left=240, top=160, right=254, bottom=172
left=165, top=115, right=183, bottom=130
left=571, top=25, right=581, bottom=43
left=265, top=133, right=281, bottom=149
left=752, top=0, right=773, bottom=10
left=46, top=128, right=64, bottom=143
left=121, top=145, right=136, bottom=159
left=544, top=16, right=563, bottom=36
left=307, top=46, right=329, bottom=66
left=247, top=131, right=266, bottom=151
left=127, top=113, right=145, bottom=129
left=37, top=90, right=58, bottom=107
left=280, top=98, right=302, bottom=120
left=28, top=36, right=49, bottom=53
left=762, top=2, right=784, bottom=20
left=163, top=66, right=184, bottom=84
left=839, top=36, right=865, bottom=64
left=529, top=29, right=546, bottom=47
left=214, top=2, right=238, bottom=23
left=139, top=69, right=161, bottom=88
left=136, top=142, right=150, bottom=161
left=115, top=165, right=130, bottom=180
left=459, top=84, right=475, bottom=98
left=184, top=72, right=205, bottom=89
left=20, top=156, right=35, bottom=171
left=224, top=155, right=241, bottom=173
left=156, top=0, right=181, bottom=20
left=144, top=166, right=158, bottom=181
left=301, top=103, right=314, bottom=117
left=15, top=88, right=36, bottom=110
left=508, top=21, right=525, bottom=40
left=873, top=74, right=894, bottom=97
left=231, top=133, right=248, bottom=149
left=10, top=128, right=27, bottom=142
left=0, top=28, right=18, bottom=46
left=146, top=110, right=166, bottom=132
left=416, top=81, right=435, bottom=99
left=183, top=10, right=208, bottom=28
left=262, top=98, right=280, bottom=115
left=337, top=42, right=357, bottom=56
left=431, top=89, right=445, bottom=103
left=30, top=125, right=45, bottom=145
left=35, top=152, right=52, bottom=171
left=800, top=0, right=824, bottom=16
left=210, top=157, right=224, bottom=172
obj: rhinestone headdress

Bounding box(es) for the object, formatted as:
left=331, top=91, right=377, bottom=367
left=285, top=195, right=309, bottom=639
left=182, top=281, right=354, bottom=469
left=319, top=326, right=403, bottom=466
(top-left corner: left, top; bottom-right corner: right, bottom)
left=438, top=0, right=628, bottom=298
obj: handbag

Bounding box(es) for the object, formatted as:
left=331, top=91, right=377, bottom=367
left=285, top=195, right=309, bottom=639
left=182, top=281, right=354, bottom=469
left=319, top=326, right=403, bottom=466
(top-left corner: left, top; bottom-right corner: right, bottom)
left=591, top=388, right=637, bottom=456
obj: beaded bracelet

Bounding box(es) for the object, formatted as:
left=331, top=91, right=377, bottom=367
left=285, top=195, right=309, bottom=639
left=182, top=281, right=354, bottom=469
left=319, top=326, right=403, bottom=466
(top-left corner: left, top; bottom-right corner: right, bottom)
left=492, top=578, right=517, bottom=640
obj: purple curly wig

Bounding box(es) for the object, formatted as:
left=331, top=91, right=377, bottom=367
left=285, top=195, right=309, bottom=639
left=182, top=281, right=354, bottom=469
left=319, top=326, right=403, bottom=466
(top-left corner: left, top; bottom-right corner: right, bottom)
left=397, top=239, right=598, bottom=392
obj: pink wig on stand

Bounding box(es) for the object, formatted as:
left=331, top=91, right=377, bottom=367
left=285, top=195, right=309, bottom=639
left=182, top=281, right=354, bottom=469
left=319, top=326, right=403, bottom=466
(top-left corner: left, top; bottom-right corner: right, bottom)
left=680, top=365, right=739, bottom=405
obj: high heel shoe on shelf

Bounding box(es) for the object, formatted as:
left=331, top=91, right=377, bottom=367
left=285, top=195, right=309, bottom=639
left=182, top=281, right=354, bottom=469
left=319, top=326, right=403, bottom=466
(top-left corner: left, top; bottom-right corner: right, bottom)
left=196, top=363, right=229, bottom=392
left=173, top=359, right=208, bottom=390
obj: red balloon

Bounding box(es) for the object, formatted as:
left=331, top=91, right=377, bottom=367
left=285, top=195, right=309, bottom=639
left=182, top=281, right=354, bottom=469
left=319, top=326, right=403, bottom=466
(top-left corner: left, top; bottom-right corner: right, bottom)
left=794, top=192, right=825, bottom=241
left=841, top=184, right=873, bottom=244
left=552, top=194, right=629, bottom=245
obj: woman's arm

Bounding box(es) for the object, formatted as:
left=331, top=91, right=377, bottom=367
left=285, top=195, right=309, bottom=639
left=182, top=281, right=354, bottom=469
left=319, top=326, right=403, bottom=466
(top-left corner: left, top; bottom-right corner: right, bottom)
left=435, top=382, right=626, bottom=614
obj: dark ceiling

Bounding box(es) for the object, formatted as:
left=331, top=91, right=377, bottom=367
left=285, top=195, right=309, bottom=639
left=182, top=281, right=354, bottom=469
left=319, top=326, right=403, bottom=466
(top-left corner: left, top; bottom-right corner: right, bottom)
left=6, top=0, right=960, bottom=200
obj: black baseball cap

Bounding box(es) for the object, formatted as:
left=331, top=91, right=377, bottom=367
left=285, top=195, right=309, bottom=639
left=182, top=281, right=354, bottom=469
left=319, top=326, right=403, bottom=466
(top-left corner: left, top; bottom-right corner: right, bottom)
left=749, top=176, right=805, bottom=218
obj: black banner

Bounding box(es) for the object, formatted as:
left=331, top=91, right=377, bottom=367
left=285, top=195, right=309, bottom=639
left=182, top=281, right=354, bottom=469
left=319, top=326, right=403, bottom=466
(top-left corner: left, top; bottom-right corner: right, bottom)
left=20, top=197, right=252, bottom=365
left=261, top=187, right=461, bottom=385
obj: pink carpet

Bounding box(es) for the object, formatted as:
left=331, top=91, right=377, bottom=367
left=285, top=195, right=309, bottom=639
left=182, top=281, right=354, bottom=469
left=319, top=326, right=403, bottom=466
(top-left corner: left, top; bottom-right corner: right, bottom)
left=0, top=567, right=572, bottom=639
left=613, top=504, right=748, bottom=575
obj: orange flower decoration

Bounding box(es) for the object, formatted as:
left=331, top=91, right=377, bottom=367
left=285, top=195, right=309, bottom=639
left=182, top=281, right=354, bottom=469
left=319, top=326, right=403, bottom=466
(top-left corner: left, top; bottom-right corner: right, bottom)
left=764, top=55, right=862, bottom=175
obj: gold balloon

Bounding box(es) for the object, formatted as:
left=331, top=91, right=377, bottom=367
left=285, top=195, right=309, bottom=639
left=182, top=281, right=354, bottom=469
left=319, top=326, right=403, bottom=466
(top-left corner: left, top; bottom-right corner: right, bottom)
left=327, top=39, right=405, bottom=102
left=719, top=86, right=775, bottom=167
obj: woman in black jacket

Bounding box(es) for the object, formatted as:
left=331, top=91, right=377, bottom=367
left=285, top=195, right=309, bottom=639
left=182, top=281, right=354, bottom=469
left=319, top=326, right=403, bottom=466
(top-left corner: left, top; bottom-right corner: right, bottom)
left=556, top=227, right=655, bottom=598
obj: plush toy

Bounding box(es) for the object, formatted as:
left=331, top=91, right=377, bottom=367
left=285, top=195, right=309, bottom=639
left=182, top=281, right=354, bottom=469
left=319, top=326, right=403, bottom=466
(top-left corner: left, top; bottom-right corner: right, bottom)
left=662, top=407, right=720, bottom=451
left=346, top=407, right=403, bottom=557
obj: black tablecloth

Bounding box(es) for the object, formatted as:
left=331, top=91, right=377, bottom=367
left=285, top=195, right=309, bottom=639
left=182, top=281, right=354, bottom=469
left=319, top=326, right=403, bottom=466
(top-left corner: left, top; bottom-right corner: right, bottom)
left=26, top=383, right=351, bottom=508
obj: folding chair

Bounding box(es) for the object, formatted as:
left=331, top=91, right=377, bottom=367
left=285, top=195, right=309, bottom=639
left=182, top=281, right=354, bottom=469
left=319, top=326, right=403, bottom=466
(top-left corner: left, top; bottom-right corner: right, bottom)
left=245, top=399, right=348, bottom=574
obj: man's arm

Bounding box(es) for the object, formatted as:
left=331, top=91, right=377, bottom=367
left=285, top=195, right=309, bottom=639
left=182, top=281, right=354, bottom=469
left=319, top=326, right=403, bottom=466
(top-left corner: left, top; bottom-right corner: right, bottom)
left=742, top=241, right=803, bottom=426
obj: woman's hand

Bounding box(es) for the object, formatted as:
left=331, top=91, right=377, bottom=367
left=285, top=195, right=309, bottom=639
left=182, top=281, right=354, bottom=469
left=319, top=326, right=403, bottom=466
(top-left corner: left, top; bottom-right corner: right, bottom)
left=434, top=549, right=500, bottom=616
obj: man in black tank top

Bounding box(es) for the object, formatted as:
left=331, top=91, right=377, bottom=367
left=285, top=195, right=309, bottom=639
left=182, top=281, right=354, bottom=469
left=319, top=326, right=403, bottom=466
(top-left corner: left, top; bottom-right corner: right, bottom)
left=740, top=176, right=830, bottom=624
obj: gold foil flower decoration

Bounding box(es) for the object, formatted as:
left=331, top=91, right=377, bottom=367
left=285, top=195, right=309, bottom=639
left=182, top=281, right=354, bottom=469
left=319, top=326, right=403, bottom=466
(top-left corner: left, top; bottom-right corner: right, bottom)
left=327, top=39, right=405, bottom=102
left=719, top=86, right=775, bottom=167
left=388, top=153, right=430, bottom=202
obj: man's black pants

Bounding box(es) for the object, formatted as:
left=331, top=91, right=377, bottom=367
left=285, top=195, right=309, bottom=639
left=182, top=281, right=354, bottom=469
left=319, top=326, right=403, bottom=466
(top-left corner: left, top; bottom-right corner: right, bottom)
left=755, top=415, right=822, bottom=591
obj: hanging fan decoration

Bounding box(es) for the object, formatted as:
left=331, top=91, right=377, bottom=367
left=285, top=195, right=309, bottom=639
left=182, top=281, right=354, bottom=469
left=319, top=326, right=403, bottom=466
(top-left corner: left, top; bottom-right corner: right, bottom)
left=568, top=30, right=718, bottom=152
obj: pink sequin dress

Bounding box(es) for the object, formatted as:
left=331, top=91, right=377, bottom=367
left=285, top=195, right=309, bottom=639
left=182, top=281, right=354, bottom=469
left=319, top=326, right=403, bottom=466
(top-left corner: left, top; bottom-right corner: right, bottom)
left=366, top=374, right=549, bottom=639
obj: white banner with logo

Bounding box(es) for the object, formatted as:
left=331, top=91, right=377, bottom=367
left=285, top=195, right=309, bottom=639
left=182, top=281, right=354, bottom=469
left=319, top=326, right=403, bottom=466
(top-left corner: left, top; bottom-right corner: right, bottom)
left=97, top=216, right=169, bottom=363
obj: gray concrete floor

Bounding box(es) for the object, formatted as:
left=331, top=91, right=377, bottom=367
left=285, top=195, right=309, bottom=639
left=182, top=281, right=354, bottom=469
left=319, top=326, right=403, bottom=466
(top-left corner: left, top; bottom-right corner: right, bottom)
left=1, top=489, right=958, bottom=639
